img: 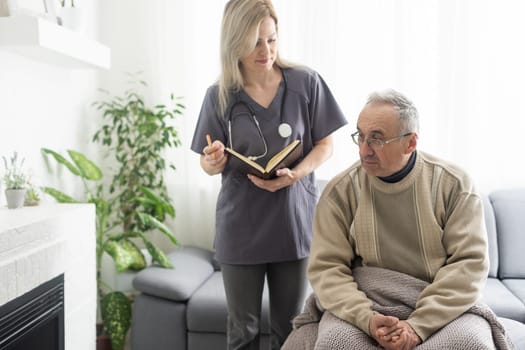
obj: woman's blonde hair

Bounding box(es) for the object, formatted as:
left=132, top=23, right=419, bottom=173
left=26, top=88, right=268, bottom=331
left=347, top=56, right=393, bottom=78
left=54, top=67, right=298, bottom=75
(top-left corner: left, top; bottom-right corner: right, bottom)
left=218, top=0, right=291, bottom=117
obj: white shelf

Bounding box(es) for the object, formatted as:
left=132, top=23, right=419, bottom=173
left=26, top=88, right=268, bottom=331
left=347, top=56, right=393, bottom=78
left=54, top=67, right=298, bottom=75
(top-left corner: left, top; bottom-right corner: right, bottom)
left=0, top=15, right=110, bottom=69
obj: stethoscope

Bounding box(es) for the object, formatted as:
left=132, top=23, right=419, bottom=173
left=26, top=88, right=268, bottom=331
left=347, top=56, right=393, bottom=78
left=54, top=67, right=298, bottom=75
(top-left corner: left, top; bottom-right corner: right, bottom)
left=227, top=71, right=292, bottom=161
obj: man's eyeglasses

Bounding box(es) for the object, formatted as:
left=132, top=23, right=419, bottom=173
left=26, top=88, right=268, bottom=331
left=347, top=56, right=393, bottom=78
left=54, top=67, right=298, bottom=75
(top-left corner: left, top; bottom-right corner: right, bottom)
left=351, top=131, right=412, bottom=150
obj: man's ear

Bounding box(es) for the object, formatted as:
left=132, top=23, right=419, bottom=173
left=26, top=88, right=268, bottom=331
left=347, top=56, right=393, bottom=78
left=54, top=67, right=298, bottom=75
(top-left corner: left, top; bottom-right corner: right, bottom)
left=405, top=133, right=418, bottom=154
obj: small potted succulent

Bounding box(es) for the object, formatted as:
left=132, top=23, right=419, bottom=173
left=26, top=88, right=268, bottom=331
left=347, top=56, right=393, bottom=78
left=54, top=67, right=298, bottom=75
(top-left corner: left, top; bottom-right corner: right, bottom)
left=24, top=183, right=41, bottom=206
left=2, top=152, right=28, bottom=209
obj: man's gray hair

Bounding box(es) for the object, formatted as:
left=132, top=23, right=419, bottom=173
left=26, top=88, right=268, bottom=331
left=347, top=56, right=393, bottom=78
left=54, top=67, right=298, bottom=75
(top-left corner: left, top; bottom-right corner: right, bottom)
left=367, top=89, right=419, bottom=133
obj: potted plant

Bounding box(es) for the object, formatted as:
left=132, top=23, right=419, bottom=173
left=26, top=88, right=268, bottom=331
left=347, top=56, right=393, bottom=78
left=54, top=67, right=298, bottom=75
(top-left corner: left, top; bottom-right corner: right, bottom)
left=2, top=151, right=28, bottom=209
left=41, top=148, right=178, bottom=350
left=24, top=184, right=41, bottom=206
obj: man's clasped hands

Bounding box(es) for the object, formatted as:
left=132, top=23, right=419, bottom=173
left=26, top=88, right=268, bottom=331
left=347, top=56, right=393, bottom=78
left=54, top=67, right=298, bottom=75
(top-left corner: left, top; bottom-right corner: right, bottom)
left=370, top=314, right=422, bottom=350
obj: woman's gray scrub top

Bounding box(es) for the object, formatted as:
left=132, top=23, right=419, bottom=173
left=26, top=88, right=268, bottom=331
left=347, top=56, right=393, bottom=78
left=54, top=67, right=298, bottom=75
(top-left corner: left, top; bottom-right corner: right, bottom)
left=191, top=66, right=347, bottom=264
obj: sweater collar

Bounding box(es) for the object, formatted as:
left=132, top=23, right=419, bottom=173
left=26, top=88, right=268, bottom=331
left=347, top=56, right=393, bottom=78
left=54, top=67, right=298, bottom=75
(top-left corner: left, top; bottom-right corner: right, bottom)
left=378, top=151, right=417, bottom=183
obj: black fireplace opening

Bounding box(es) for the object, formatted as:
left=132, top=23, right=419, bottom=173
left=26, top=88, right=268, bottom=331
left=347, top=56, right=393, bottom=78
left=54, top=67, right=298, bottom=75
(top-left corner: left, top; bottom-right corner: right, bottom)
left=0, top=274, right=64, bottom=350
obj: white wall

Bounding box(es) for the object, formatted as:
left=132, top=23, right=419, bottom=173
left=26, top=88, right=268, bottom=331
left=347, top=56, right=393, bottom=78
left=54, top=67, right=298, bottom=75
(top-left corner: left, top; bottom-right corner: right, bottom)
left=0, top=0, right=103, bottom=206
left=275, top=0, right=525, bottom=192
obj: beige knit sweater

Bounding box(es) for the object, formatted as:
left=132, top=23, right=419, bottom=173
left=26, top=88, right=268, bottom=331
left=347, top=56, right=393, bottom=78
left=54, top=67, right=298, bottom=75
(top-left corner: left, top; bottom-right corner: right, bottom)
left=308, top=151, right=489, bottom=341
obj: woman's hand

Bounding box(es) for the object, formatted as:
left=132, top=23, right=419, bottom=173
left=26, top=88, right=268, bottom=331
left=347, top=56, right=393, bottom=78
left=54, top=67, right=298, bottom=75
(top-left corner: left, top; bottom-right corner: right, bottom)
left=247, top=168, right=296, bottom=192
left=247, top=135, right=334, bottom=192
left=200, top=140, right=228, bottom=175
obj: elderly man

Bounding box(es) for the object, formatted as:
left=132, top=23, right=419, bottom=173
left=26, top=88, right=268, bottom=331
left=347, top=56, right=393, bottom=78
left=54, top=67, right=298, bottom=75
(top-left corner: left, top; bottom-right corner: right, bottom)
left=283, top=89, right=515, bottom=350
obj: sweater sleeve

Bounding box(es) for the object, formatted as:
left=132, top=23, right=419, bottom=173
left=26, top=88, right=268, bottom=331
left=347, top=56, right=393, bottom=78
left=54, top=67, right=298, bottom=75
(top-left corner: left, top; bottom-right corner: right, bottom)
left=407, top=189, right=489, bottom=340
left=307, top=176, right=376, bottom=336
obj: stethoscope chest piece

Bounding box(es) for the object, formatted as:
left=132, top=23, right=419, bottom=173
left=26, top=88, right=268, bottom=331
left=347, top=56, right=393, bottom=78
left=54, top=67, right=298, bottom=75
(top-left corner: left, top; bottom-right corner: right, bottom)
left=278, top=123, right=292, bottom=138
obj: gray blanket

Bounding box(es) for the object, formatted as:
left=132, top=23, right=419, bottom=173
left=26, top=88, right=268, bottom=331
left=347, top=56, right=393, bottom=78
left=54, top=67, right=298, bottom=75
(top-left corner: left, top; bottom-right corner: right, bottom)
left=282, top=266, right=515, bottom=350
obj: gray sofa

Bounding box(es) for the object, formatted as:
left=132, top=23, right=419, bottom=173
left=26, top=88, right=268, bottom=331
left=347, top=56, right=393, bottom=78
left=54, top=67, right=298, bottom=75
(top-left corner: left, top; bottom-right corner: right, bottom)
left=131, top=188, right=525, bottom=349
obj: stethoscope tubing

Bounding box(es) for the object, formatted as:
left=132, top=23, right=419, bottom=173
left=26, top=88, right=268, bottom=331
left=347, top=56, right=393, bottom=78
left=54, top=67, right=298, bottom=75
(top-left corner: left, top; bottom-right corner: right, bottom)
left=227, top=70, right=291, bottom=161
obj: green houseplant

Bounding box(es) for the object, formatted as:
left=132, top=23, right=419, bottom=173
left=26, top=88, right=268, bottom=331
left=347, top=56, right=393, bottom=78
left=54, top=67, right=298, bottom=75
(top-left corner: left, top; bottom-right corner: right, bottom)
left=41, top=148, right=178, bottom=350
left=2, top=151, right=28, bottom=209
left=91, top=76, right=184, bottom=349
left=92, top=77, right=184, bottom=241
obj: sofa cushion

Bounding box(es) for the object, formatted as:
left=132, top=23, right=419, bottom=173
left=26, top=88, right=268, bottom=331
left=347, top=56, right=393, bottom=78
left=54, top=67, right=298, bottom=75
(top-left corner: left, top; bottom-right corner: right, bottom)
left=502, top=279, right=525, bottom=316
left=133, top=246, right=215, bottom=301
left=498, top=317, right=525, bottom=349
left=482, top=278, right=525, bottom=323
left=490, top=189, right=525, bottom=279
left=482, top=194, right=499, bottom=278
left=131, top=293, right=187, bottom=350
left=187, top=271, right=271, bottom=334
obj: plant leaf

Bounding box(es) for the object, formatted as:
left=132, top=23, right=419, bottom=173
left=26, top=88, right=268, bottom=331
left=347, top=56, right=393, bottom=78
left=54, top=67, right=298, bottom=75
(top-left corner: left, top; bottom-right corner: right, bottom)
left=67, top=150, right=103, bottom=181
left=139, top=234, right=173, bottom=268
left=137, top=212, right=178, bottom=245
left=133, top=197, right=157, bottom=207
left=41, top=187, right=78, bottom=203
left=119, top=239, right=146, bottom=270
left=103, top=240, right=136, bottom=272
left=106, top=231, right=141, bottom=241
left=139, top=186, right=175, bottom=217
left=101, top=291, right=131, bottom=350
left=41, top=148, right=80, bottom=176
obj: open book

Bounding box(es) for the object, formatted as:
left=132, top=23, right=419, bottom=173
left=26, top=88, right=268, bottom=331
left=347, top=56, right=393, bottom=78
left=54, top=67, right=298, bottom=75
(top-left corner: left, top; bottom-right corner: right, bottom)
left=225, top=140, right=302, bottom=179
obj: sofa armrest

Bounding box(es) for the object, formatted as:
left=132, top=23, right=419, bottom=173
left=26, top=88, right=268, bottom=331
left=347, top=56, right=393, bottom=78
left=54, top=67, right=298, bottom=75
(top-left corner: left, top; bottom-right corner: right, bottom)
left=132, top=245, right=215, bottom=302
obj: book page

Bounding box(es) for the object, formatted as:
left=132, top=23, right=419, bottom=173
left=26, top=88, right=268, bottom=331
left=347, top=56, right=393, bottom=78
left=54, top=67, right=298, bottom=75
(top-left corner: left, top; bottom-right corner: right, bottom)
left=225, top=147, right=265, bottom=173
left=265, top=140, right=301, bottom=171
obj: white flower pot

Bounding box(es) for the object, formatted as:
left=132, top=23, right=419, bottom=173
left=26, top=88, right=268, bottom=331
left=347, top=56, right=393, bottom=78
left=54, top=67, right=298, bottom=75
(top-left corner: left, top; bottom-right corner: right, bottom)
left=5, top=189, right=26, bottom=209
left=59, top=7, right=84, bottom=32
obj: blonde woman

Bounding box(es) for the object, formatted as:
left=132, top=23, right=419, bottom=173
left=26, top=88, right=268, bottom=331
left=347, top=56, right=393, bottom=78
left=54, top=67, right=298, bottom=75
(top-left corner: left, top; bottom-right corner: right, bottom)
left=191, top=0, right=347, bottom=348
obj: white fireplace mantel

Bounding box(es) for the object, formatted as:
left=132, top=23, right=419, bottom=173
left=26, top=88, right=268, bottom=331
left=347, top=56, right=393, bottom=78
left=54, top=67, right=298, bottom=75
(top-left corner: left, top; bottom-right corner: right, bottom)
left=0, top=204, right=96, bottom=350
